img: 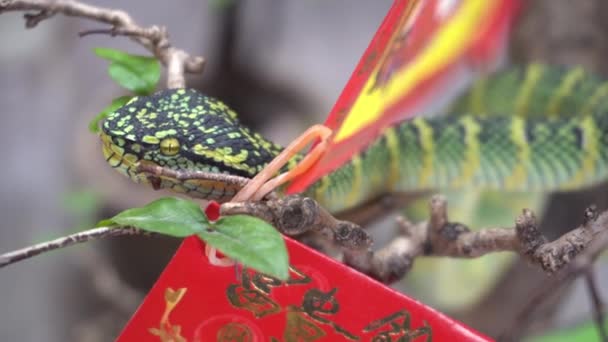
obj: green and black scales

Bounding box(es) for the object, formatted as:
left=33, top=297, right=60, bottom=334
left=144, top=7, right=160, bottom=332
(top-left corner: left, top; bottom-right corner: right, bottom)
left=102, top=65, right=608, bottom=213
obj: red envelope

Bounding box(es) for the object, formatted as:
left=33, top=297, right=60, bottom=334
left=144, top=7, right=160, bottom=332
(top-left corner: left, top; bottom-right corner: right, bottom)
left=118, top=236, right=490, bottom=341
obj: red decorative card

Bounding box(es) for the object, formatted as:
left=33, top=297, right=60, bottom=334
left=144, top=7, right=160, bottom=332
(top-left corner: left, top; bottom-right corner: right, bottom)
left=118, top=236, right=490, bottom=341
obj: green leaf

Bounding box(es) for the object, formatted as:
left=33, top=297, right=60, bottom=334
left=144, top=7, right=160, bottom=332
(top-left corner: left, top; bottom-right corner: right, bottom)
left=527, top=318, right=608, bottom=342
left=62, top=190, right=101, bottom=216
left=62, top=189, right=103, bottom=232
left=200, top=215, right=289, bottom=280
left=109, top=197, right=209, bottom=237
left=100, top=196, right=289, bottom=279
left=208, top=0, right=236, bottom=10
left=95, top=218, right=117, bottom=227
left=94, top=47, right=160, bottom=95
left=89, top=95, right=131, bottom=133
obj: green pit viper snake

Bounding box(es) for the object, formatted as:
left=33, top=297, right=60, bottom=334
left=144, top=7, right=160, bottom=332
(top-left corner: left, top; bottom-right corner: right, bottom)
left=100, top=64, right=608, bottom=214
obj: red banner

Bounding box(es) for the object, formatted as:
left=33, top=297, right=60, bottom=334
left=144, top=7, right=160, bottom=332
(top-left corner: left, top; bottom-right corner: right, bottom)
left=288, top=0, right=520, bottom=193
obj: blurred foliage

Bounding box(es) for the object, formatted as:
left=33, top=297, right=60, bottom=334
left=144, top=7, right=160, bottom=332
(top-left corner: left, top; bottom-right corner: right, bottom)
left=89, top=48, right=161, bottom=133
left=62, top=189, right=103, bottom=232
left=89, top=95, right=131, bottom=133
left=94, top=48, right=160, bottom=95
left=527, top=318, right=608, bottom=342
left=63, top=190, right=102, bottom=217
left=208, top=0, right=235, bottom=10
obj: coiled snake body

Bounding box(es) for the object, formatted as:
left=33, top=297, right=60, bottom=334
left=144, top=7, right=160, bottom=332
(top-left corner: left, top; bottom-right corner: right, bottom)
left=101, top=65, right=608, bottom=213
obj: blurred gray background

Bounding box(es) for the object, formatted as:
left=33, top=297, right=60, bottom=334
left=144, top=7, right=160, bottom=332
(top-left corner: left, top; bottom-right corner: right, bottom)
left=1, top=0, right=607, bottom=341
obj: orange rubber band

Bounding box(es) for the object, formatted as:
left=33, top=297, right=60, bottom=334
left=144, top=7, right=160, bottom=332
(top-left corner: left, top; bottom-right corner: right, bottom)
left=231, top=124, right=332, bottom=202
left=205, top=245, right=236, bottom=267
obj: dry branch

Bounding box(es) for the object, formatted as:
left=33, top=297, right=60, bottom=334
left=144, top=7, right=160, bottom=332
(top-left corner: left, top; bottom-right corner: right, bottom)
left=499, top=227, right=608, bottom=340
left=2, top=194, right=608, bottom=285
left=584, top=268, right=608, bottom=342
left=222, top=194, right=608, bottom=284
left=0, top=0, right=205, bottom=88
left=221, top=195, right=372, bottom=250
left=0, top=226, right=156, bottom=268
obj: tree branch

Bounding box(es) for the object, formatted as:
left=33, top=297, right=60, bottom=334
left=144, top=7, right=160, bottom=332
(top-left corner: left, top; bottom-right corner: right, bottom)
left=499, top=227, right=608, bottom=340
left=222, top=195, right=608, bottom=284
left=0, top=0, right=205, bottom=88
left=221, top=195, right=373, bottom=250
left=0, top=226, right=156, bottom=268
left=3, top=194, right=608, bottom=287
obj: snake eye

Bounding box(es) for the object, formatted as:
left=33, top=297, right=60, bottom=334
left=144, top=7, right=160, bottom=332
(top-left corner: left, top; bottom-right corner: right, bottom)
left=160, top=137, right=180, bottom=156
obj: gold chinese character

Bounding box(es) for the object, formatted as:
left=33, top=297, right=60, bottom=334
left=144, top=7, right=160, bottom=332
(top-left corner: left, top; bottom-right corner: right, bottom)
left=284, top=308, right=326, bottom=342
left=226, top=283, right=281, bottom=318
left=364, top=310, right=432, bottom=342
left=216, top=322, right=255, bottom=342
left=300, top=288, right=359, bottom=340
left=148, top=287, right=188, bottom=342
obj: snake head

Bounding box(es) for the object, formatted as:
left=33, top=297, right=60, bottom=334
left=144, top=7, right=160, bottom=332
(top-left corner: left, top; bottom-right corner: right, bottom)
left=100, top=88, right=283, bottom=199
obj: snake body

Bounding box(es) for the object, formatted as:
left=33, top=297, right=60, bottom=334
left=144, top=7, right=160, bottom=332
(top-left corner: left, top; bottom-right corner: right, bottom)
left=101, top=65, right=608, bottom=213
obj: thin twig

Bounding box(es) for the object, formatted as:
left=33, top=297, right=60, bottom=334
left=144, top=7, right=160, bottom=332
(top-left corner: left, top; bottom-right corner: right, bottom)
left=0, top=0, right=206, bottom=88
left=0, top=226, right=156, bottom=268
left=500, top=230, right=608, bottom=340
left=135, top=161, right=280, bottom=202
left=585, top=268, right=608, bottom=342
left=77, top=27, right=146, bottom=38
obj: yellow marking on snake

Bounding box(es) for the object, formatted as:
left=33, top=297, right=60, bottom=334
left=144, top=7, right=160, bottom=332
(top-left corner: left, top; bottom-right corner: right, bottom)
left=451, top=116, right=481, bottom=187
left=346, top=155, right=363, bottom=208
left=108, top=158, right=122, bottom=168
left=123, top=153, right=139, bottom=165
left=198, top=126, right=218, bottom=134
left=384, top=126, right=401, bottom=189
left=155, top=129, right=177, bottom=139
left=468, top=76, right=487, bottom=115
left=413, top=119, right=435, bottom=187
left=581, top=81, right=608, bottom=116
left=110, top=143, right=124, bottom=156
left=142, top=135, right=160, bottom=144
left=504, top=117, right=529, bottom=189
left=314, top=176, right=331, bottom=208
left=567, top=116, right=598, bottom=188
left=546, top=67, right=585, bottom=116
left=192, top=145, right=253, bottom=173
left=136, top=108, right=147, bottom=118
left=515, top=64, right=545, bottom=117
